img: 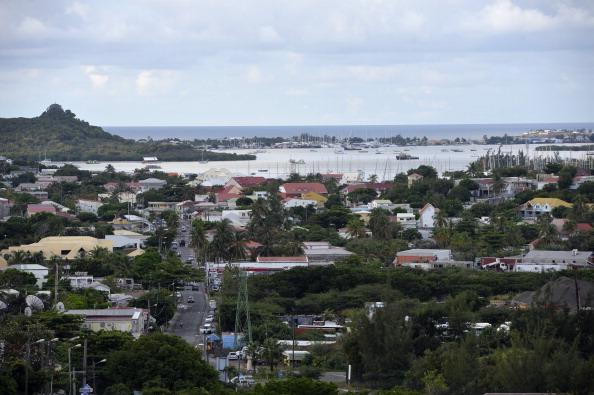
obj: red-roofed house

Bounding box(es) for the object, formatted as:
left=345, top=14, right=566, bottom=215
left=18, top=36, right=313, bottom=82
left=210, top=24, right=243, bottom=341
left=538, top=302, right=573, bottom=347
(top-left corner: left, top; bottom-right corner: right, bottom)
left=27, top=204, right=56, bottom=217
left=279, top=183, right=328, bottom=198
left=321, top=174, right=343, bottom=183
left=226, top=176, right=267, bottom=190
left=537, top=177, right=559, bottom=190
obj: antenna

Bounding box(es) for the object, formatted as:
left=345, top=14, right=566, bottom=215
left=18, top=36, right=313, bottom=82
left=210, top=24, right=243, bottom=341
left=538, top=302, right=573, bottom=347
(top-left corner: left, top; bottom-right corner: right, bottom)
left=26, top=295, right=45, bottom=311
left=0, top=300, right=8, bottom=312
left=54, top=302, right=65, bottom=312
left=234, top=270, right=252, bottom=350
left=24, top=307, right=33, bottom=316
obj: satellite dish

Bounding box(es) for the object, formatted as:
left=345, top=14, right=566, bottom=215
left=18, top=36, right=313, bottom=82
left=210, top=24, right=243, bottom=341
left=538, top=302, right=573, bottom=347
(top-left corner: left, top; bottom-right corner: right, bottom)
left=0, top=301, right=8, bottom=312
left=25, top=295, right=44, bottom=311
left=24, top=307, right=33, bottom=316
left=54, top=302, right=65, bottom=312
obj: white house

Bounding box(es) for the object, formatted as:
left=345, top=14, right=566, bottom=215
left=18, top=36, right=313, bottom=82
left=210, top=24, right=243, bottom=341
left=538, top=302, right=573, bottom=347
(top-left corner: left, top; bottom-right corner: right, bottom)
left=137, top=178, right=167, bottom=191
left=76, top=199, right=104, bottom=215
left=283, top=198, right=317, bottom=209
left=369, top=200, right=394, bottom=210
left=396, top=213, right=416, bottom=228
left=418, top=203, right=438, bottom=228
left=341, top=172, right=365, bottom=184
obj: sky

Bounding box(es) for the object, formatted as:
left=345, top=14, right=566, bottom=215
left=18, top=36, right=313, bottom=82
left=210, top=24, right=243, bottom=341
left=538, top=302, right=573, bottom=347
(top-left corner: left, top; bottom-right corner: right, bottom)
left=1, top=0, right=593, bottom=127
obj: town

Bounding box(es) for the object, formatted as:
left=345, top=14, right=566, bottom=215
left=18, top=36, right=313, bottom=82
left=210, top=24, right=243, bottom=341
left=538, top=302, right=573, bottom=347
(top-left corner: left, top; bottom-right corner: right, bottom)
left=1, top=149, right=594, bottom=394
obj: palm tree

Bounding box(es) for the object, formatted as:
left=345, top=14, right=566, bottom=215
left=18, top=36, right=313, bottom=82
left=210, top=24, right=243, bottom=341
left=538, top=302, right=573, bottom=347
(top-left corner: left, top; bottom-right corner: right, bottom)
left=368, top=174, right=379, bottom=184
left=536, top=214, right=561, bottom=247
left=261, top=338, right=285, bottom=371
left=189, top=220, right=209, bottom=263
left=5, top=250, right=28, bottom=265
left=434, top=210, right=449, bottom=229
left=346, top=217, right=367, bottom=239
left=466, top=161, right=483, bottom=178
left=569, top=195, right=590, bottom=223
left=432, top=227, right=451, bottom=248
left=229, top=230, right=248, bottom=262
left=369, top=209, right=391, bottom=239
left=563, top=219, right=578, bottom=235
left=491, top=174, right=507, bottom=196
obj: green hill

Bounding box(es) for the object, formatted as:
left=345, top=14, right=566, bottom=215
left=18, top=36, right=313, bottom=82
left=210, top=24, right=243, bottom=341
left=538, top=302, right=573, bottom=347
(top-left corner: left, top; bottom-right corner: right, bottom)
left=0, top=104, right=255, bottom=162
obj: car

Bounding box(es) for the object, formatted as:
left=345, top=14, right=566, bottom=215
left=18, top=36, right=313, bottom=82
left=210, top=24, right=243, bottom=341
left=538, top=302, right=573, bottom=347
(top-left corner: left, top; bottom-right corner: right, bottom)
left=231, top=375, right=255, bottom=387
left=171, top=241, right=178, bottom=249
left=181, top=226, right=187, bottom=232
left=205, top=315, right=214, bottom=322
left=200, top=327, right=213, bottom=334
left=179, top=239, right=186, bottom=247
left=187, top=296, right=195, bottom=303
left=227, top=352, right=239, bottom=360
left=191, top=285, right=200, bottom=291
left=175, top=292, right=182, bottom=299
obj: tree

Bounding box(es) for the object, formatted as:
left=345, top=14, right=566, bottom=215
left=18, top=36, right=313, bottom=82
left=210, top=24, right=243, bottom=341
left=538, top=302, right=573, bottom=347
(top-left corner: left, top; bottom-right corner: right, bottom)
left=104, top=332, right=219, bottom=392
left=260, top=338, right=285, bottom=371
left=252, top=377, right=339, bottom=395
left=347, top=217, right=367, bottom=239
left=466, top=161, right=483, bottom=178
left=569, top=195, right=590, bottom=223
left=188, top=220, right=209, bottom=263
left=369, top=208, right=391, bottom=240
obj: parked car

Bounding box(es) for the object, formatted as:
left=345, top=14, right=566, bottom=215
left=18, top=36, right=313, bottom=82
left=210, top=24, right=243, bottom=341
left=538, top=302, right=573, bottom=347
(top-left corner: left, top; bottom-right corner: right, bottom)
left=201, top=324, right=213, bottom=334
left=227, top=352, right=239, bottom=360
left=205, top=315, right=214, bottom=322
left=181, top=226, right=187, bottom=232
left=231, top=375, right=255, bottom=387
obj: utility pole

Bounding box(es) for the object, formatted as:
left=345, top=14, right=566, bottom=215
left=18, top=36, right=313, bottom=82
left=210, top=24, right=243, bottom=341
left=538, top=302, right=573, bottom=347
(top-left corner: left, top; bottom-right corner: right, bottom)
left=82, top=339, right=88, bottom=387
left=234, top=270, right=252, bottom=372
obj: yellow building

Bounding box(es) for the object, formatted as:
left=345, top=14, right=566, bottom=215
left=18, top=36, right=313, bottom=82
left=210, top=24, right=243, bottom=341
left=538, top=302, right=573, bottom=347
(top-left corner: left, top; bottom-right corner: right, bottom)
left=0, top=236, right=113, bottom=261
left=64, top=307, right=148, bottom=338
left=301, top=191, right=328, bottom=207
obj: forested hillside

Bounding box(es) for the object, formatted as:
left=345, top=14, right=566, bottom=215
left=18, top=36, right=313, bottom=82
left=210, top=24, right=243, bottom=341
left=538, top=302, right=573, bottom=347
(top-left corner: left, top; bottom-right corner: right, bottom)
left=0, top=104, right=255, bottom=162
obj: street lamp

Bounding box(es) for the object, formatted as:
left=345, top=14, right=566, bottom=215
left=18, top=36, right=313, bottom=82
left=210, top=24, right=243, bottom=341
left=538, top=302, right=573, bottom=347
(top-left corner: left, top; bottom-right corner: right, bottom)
left=25, top=338, right=45, bottom=395
left=68, top=344, right=81, bottom=395
left=92, top=359, right=107, bottom=391
left=43, top=338, right=59, bottom=395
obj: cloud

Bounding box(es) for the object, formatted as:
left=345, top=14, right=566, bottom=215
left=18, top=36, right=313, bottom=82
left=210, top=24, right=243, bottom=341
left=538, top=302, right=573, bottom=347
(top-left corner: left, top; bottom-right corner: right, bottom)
left=83, top=66, right=109, bottom=88
left=345, top=97, right=363, bottom=113
left=259, top=25, right=283, bottom=44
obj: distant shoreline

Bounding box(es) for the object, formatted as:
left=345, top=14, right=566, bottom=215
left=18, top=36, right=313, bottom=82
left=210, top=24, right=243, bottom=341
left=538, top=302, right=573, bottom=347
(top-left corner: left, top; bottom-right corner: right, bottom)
left=103, top=122, right=594, bottom=142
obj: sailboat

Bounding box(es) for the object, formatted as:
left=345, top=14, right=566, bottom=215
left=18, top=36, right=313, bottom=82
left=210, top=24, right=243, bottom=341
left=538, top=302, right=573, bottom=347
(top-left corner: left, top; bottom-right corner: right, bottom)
left=199, top=150, right=208, bottom=164
left=40, top=149, right=52, bottom=164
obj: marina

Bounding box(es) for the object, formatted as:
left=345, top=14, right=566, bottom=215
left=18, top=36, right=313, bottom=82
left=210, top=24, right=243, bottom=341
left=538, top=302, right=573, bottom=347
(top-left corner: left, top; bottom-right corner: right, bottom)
left=56, top=143, right=594, bottom=181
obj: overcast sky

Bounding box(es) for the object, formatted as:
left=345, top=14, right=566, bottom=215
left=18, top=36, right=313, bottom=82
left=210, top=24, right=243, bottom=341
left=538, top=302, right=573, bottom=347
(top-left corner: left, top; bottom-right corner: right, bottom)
left=1, top=0, right=593, bottom=126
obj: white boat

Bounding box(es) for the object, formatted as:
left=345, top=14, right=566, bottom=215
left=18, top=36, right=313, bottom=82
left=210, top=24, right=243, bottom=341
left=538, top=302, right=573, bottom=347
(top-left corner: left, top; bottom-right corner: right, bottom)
left=142, top=156, right=160, bottom=163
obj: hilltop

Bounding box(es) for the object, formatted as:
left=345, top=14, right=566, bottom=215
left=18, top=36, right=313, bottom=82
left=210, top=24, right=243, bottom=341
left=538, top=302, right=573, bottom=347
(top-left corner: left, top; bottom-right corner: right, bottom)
left=0, top=104, right=255, bottom=162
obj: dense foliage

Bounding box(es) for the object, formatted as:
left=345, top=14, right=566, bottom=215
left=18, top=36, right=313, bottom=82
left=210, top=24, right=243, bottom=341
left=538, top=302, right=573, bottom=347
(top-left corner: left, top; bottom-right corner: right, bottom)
left=0, top=104, right=255, bottom=161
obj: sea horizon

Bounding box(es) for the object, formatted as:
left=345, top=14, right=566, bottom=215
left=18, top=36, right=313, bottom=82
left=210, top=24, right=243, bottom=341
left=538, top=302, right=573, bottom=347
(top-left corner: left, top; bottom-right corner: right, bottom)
left=103, top=122, right=594, bottom=142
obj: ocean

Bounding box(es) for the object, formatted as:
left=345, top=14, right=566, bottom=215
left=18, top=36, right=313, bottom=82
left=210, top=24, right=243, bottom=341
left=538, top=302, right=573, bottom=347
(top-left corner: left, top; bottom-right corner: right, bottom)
left=102, top=123, right=594, bottom=141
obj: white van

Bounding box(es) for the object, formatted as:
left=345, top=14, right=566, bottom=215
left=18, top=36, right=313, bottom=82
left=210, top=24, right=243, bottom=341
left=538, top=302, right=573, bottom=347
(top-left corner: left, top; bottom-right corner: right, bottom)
left=171, top=241, right=178, bottom=249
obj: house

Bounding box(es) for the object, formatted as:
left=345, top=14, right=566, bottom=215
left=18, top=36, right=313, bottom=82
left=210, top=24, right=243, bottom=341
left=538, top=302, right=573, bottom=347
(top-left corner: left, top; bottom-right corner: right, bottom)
left=103, top=182, right=144, bottom=193
left=341, top=172, right=365, bottom=184
left=222, top=209, right=252, bottom=226
left=407, top=173, right=424, bottom=187
left=369, top=199, right=394, bottom=210
left=418, top=203, right=438, bottom=228
left=302, top=242, right=353, bottom=264
left=196, top=168, right=233, bottom=182
left=279, top=183, right=328, bottom=198
left=105, top=230, right=149, bottom=249
left=396, top=213, right=416, bottom=228
left=225, top=176, right=267, bottom=190
left=0, top=197, right=10, bottom=219
left=320, top=174, right=343, bottom=183
left=517, top=198, right=572, bottom=219
left=63, top=307, right=148, bottom=338
left=0, top=236, right=113, bottom=261
left=63, top=272, right=95, bottom=289
left=76, top=199, right=104, bottom=215
left=5, top=263, right=49, bottom=280
left=146, top=201, right=180, bottom=214
left=137, top=178, right=167, bottom=191
left=519, top=249, right=593, bottom=270
left=571, top=175, right=594, bottom=190
left=537, top=177, right=559, bottom=190
left=394, top=249, right=452, bottom=268
left=26, top=204, right=56, bottom=217
left=552, top=218, right=593, bottom=235
left=301, top=191, right=328, bottom=207
left=283, top=198, right=318, bottom=209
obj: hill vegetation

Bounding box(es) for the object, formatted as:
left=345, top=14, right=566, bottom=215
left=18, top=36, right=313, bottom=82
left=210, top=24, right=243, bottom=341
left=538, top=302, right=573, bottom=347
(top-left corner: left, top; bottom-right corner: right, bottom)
left=0, top=104, right=255, bottom=162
